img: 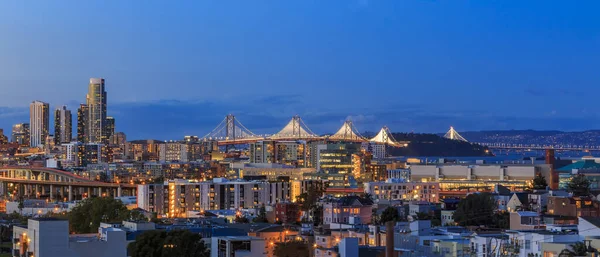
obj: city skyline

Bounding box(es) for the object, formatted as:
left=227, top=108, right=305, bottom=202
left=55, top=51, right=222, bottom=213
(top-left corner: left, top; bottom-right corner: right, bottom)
left=1, top=1, right=599, bottom=139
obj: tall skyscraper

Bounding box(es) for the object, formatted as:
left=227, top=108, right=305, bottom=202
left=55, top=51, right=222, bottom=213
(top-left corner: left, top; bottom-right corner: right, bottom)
left=86, top=78, right=107, bottom=143
left=11, top=123, right=30, bottom=146
left=77, top=104, right=88, bottom=143
left=54, top=106, right=72, bottom=144
left=104, top=116, right=115, bottom=144
left=29, top=101, right=50, bottom=147
left=0, top=129, right=7, bottom=144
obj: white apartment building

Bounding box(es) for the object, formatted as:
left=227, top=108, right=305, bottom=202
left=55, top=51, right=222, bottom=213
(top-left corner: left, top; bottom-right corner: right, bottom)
left=211, top=236, right=265, bottom=257
left=138, top=178, right=292, bottom=217
left=12, top=218, right=126, bottom=257
left=159, top=142, right=188, bottom=162
left=364, top=180, right=439, bottom=203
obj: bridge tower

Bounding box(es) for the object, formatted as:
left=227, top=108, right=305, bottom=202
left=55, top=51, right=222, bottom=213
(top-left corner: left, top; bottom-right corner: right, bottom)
left=443, top=126, right=468, bottom=142
left=226, top=114, right=236, bottom=140
left=270, top=115, right=319, bottom=140
left=201, top=114, right=262, bottom=148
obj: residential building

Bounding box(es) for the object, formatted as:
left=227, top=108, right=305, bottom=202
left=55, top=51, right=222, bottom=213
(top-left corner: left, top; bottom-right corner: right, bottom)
left=387, top=169, right=411, bottom=181
left=274, top=202, right=301, bottom=223
left=231, top=163, right=315, bottom=181
left=86, top=78, right=107, bottom=143
left=110, top=132, right=126, bottom=146
left=12, top=218, right=126, bottom=257
left=137, top=183, right=167, bottom=215
left=364, top=180, right=439, bottom=203
left=54, top=105, right=72, bottom=144
left=362, top=162, right=388, bottom=181
left=509, top=211, right=543, bottom=230
left=441, top=210, right=456, bottom=226
left=159, top=141, right=188, bottom=162
left=578, top=217, right=600, bottom=237
left=310, top=142, right=362, bottom=174
left=61, top=142, right=80, bottom=166
left=409, top=202, right=437, bottom=216
left=126, top=140, right=162, bottom=161
left=504, top=230, right=580, bottom=257
left=249, top=141, right=275, bottom=164
left=211, top=236, right=266, bottom=257
left=77, top=104, right=88, bottom=143
left=143, top=162, right=163, bottom=177
left=362, top=142, right=386, bottom=159
left=29, top=100, right=50, bottom=147
left=506, top=193, right=529, bottom=212
left=104, top=116, right=115, bottom=144
left=527, top=191, right=549, bottom=213
left=547, top=196, right=600, bottom=218
left=11, top=123, right=29, bottom=146
left=78, top=143, right=102, bottom=166
left=249, top=140, right=308, bottom=167
left=247, top=225, right=299, bottom=257
left=138, top=179, right=292, bottom=217
left=323, top=195, right=374, bottom=225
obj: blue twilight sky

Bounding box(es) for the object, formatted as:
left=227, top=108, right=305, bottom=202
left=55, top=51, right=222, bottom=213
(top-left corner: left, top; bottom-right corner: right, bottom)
left=0, top=1, right=599, bottom=140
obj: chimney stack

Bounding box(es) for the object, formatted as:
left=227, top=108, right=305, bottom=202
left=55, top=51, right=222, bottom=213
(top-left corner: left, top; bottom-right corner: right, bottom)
left=386, top=221, right=395, bottom=257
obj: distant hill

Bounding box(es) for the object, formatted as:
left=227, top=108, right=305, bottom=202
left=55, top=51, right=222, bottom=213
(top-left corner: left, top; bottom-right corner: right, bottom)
left=388, top=133, right=492, bottom=157
left=453, top=130, right=600, bottom=146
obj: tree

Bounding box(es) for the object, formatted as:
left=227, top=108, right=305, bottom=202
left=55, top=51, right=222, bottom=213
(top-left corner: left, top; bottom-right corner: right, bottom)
left=414, top=212, right=441, bottom=226
left=567, top=174, right=591, bottom=197
left=371, top=208, right=380, bottom=225
left=153, top=176, right=165, bottom=184
left=96, top=172, right=110, bottom=183
left=253, top=204, right=269, bottom=223
left=234, top=215, right=249, bottom=223
left=415, top=212, right=430, bottom=220
left=17, top=197, right=24, bottom=215
left=453, top=193, right=496, bottom=227
left=532, top=174, right=548, bottom=190
left=273, top=241, right=310, bottom=257
left=379, top=207, right=400, bottom=224
left=491, top=212, right=509, bottom=229
left=364, top=193, right=374, bottom=202
left=559, top=242, right=594, bottom=257
left=68, top=197, right=131, bottom=233
left=130, top=209, right=148, bottom=222
left=0, top=226, right=10, bottom=246
left=128, top=230, right=210, bottom=257
left=296, top=185, right=324, bottom=225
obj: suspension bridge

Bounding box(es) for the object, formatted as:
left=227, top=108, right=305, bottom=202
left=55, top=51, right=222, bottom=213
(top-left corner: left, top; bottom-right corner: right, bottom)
left=201, top=114, right=408, bottom=147
left=441, top=127, right=600, bottom=152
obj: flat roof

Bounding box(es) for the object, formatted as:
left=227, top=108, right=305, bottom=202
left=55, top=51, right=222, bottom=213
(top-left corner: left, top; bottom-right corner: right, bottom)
left=213, top=236, right=262, bottom=241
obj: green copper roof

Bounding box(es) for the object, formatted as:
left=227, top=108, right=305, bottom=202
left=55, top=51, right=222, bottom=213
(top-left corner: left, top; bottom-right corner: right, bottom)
left=556, top=160, right=600, bottom=172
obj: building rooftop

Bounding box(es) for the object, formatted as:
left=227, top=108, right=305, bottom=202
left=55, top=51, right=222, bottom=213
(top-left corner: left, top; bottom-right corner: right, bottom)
left=580, top=217, right=600, bottom=229
left=516, top=211, right=539, bottom=217
left=30, top=217, right=67, bottom=222
left=213, top=236, right=263, bottom=241
left=69, top=234, right=100, bottom=243
left=556, top=160, right=600, bottom=172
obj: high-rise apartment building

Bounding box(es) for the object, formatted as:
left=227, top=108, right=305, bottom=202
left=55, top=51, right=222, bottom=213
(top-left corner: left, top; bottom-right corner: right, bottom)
left=29, top=101, right=50, bottom=147
left=110, top=132, right=127, bottom=145
left=86, top=78, right=107, bottom=143
left=249, top=140, right=308, bottom=167
left=11, top=123, right=30, bottom=146
left=104, top=116, right=115, bottom=144
left=77, top=104, right=88, bottom=143
left=78, top=143, right=102, bottom=167
left=54, top=106, right=72, bottom=144
left=0, top=129, right=7, bottom=144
